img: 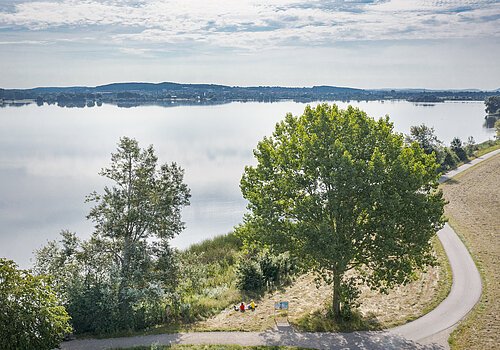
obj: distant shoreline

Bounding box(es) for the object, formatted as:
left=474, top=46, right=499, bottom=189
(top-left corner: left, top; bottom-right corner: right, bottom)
left=1, top=82, right=498, bottom=109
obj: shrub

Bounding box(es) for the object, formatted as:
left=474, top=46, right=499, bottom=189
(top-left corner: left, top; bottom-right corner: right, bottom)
left=0, top=259, right=72, bottom=350
left=465, top=136, right=477, bottom=156
left=441, top=147, right=460, bottom=171
left=236, top=261, right=264, bottom=293
left=450, top=137, right=468, bottom=162
left=236, top=250, right=297, bottom=293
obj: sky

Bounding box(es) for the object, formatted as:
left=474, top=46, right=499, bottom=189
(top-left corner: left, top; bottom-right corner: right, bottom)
left=0, top=0, right=499, bottom=89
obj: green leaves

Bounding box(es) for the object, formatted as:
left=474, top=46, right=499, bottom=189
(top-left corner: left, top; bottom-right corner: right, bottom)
left=241, top=104, right=445, bottom=317
left=35, top=137, right=191, bottom=334
left=0, top=258, right=72, bottom=350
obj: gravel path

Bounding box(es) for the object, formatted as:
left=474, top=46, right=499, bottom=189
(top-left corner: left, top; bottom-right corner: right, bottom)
left=61, top=150, right=499, bottom=350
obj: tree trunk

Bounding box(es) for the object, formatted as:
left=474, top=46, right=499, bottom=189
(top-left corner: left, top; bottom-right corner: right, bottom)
left=332, top=271, right=341, bottom=319
left=118, top=235, right=132, bottom=328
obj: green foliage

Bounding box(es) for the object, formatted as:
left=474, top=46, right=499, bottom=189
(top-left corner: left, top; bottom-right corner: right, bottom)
left=441, top=148, right=460, bottom=171
left=465, top=136, right=478, bottom=156
left=450, top=137, right=468, bottom=162
left=235, top=245, right=297, bottom=293
left=0, top=258, right=72, bottom=350
left=236, top=260, right=264, bottom=293
left=86, top=136, right=190, bottom=330
left=496, top=120, right=500, bottom=140
left=405, top=124, right=443, bottom=156
left=35, top=137, right=190, bottom=334
left=294, top=306, right=381, bottom=333
left=170, top=233, right=243, bottom=323
left=241, top=104, right=445, bottom=318
left=485, top=96, right=500, bottom=115
left=473, top=139, right=500, bottom=157
left=187, top=233, right=242, bottom=265
left=35, top=231, right=174, bottom=334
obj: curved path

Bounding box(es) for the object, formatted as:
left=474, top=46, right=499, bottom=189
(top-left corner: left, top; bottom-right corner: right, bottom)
left=61, top=150, right=499, bottom=350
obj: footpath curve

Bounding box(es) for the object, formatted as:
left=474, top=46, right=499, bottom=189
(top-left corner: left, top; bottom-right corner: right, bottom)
left=61, top=149, right=499, bottom=350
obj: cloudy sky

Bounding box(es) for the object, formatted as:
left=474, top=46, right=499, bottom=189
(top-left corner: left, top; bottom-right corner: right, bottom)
left=0, top=0, right=499, bottom=89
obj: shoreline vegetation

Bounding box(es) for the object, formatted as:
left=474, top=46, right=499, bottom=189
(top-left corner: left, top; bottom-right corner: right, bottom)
left=1, top=82, right=499, bottom=108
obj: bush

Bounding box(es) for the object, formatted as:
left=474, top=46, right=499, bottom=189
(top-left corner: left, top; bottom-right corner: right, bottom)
left=465, top=136, right=477, bottom=156
left=0, top=259, right=72, bottom=350
left=440, top=147, right=460, bottom=171
left=450, top=137, right=468, bottom=162
left=236, top=250, right=297, bottom=293
left=236, top=261, right=264, bottom=293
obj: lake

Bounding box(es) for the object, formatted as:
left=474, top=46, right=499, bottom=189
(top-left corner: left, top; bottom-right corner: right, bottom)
left=0, top=100, right=494, bottom=268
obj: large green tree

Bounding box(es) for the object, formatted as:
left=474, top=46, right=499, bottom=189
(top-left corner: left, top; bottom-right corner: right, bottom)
left=0, top=258, right=72, bottom=350
left=240, top=104, right=445, bottom=318
left=86, top=136, right=190, bottom=328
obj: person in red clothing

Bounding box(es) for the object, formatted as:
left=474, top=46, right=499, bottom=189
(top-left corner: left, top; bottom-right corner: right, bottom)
left=239, top=302, right=245, bottom=312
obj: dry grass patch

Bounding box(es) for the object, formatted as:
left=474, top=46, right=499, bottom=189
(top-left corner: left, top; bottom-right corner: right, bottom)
left=196, top=243, right=449, bottom=332
left=441, top=153, right=500, bottom=350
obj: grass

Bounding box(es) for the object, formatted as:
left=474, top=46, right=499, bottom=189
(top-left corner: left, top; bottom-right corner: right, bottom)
left=440, top=152, right=499, bottom=349
left=293, top=308, right=382, bottom=332
left=291, top=235, right=452, bottom=332
left=187, top=233, right=243, bottom=265
left=473, top=139, right=500, bottom=157
left=419, top=236, right=453, bottom=318
left=112, top=346, right=312, bottom=350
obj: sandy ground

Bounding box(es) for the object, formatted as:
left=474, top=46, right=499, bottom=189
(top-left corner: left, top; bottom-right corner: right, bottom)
left=441, top=153, right=500, bottom=349
left=197, top=263, right=443, bottom=331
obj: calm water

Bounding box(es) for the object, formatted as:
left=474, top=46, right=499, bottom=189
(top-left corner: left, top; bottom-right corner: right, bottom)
left=0, top=100, right=494, bottom=267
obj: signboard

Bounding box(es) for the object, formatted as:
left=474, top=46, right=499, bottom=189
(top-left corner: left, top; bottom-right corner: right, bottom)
left=274, top=301, right=289, bottom=310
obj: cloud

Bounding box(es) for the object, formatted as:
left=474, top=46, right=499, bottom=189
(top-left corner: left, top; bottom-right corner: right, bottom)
left=0, top=0, right=498, bottom=53
left=0, top=39, right=48, bottom=44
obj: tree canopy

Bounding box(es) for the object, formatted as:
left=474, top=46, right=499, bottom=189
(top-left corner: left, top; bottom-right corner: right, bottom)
left=405, top=124, right=443, bottom=156
left=240, top=104, right=445, bottom=317
left=485, top=96, right=500, bottom=115
left=0, top=258, right=72, bottom=350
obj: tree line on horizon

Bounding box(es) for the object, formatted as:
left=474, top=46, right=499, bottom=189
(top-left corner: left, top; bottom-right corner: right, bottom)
left=1, top=84, right=499, bottom=109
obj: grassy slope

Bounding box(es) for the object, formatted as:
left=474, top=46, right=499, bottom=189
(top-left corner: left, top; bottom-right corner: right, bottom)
left=440, top=153, right=500, bottom=349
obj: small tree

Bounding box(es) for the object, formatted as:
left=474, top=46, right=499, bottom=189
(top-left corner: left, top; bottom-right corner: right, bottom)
left=405, top=124, right=443, bottom=156
left=465, top=136, right=477, bottom=156
left=0, top=258, right=72, bottom=350
left=86, top=137, right=190, bottom=329
left=236, top=261, right=264, bottom=293
left=450, top=137, right=468, bottom=162
left=441, top=148, right=460, bottom=170
left=240, top=104, right=445, bottom=318
left=36, top=137, right=191, bottom=333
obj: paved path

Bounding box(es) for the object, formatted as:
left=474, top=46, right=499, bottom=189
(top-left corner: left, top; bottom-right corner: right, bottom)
left=61, top=150, right=499, bottom=350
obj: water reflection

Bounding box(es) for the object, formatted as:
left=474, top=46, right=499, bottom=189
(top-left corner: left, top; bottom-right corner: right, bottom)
left=0, top=101, right=495, bottom=268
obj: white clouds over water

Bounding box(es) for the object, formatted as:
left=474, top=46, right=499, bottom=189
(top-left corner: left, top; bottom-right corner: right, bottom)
left=0, top=0, right=499, bottom=88
left=1, top=0, right=499, bottom=47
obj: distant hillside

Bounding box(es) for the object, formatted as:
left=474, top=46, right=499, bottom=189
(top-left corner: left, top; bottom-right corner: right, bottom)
left=1, top=82, right=498, bottom=109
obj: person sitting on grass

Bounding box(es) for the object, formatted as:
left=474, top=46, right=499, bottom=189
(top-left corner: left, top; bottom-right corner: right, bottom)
left=247, top=300, right=256, bottom=311
left=239, top=302, right=245, bottom=312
